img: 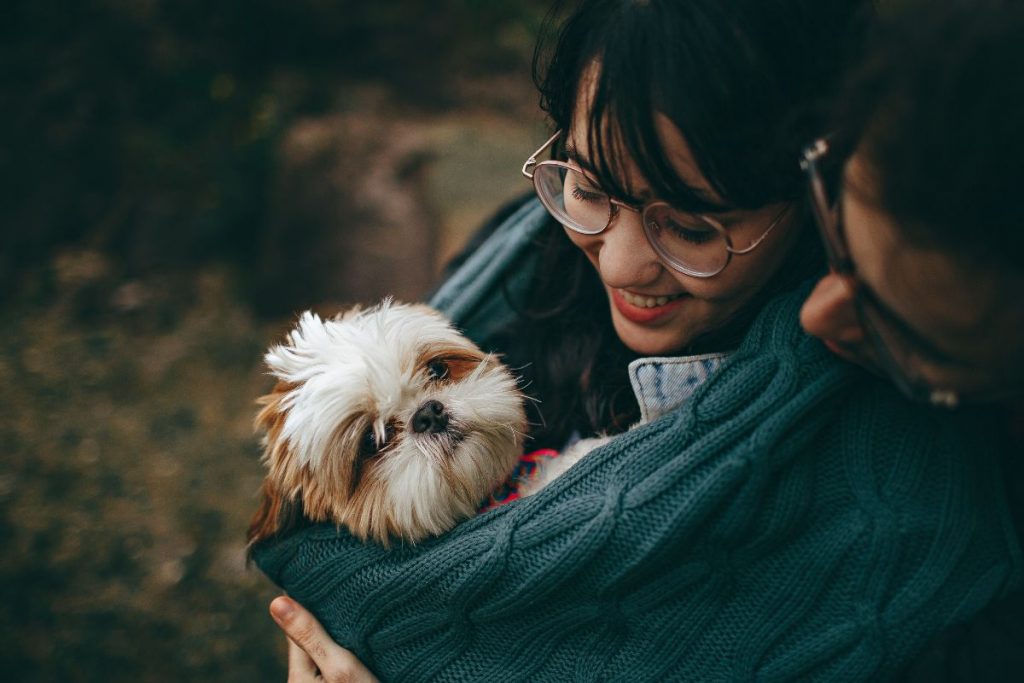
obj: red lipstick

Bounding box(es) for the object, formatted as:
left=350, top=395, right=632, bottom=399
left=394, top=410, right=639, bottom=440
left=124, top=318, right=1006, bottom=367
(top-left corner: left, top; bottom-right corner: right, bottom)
left=611, top=289, right=687, bottom=324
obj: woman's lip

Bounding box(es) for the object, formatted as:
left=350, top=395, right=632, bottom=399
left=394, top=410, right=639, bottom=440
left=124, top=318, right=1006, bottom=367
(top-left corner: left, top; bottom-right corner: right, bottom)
left=611, top=288, right=688, bottom=324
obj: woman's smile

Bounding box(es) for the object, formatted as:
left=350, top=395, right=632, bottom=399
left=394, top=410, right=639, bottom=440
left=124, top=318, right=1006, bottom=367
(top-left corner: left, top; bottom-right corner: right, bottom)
left=561, top=100, right=803, bottom=356
left=612, top=288, right=689, bottom=324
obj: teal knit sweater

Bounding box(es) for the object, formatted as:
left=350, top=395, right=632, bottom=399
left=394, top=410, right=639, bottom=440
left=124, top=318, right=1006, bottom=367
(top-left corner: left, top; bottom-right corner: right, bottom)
left=253, top=200, right=1021, bottom=682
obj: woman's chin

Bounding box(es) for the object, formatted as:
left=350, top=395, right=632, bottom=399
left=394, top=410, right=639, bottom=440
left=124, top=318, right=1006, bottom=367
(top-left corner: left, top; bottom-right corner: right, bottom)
left=610, top=310, right=697, bottom=356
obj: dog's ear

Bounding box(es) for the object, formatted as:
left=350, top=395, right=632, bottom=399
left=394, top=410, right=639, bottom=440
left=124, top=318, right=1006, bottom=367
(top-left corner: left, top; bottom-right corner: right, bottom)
left=246, top=479, right=305, bottom=549
left=254, top=379, right=295, bottom=447
left=248, top=379, right=306, bottom=549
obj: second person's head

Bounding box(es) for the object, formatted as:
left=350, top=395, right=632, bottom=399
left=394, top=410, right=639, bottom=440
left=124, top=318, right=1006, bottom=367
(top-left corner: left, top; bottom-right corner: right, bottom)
left=799, top=0, right=1024, bottom=406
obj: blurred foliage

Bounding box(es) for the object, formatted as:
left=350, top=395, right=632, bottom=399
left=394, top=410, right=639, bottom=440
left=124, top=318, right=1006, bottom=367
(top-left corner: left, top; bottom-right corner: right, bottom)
left=0, top=1, right=552, bottom=680
left=0, top=255, right=287, bottom=680
left=0, top=0, right=550, bottom=304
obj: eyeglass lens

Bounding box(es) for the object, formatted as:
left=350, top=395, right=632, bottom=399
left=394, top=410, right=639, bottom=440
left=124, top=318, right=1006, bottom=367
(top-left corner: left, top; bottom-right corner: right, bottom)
left=532, top=163, right=729, bottom=275
left=534, top=164, right=610, bottom=234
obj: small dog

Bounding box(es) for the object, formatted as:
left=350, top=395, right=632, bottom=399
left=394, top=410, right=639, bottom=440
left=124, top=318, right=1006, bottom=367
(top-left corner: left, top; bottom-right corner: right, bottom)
left=247, top=301, right=528, bottom=546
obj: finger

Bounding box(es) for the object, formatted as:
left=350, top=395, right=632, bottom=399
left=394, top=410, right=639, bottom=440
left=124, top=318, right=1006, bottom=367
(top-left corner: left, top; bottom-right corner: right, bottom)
left=271, top=597, right=331, bottom=671
left=271, top=596, right=380, bottom=683
left=286, top=635, right=319, bottom=679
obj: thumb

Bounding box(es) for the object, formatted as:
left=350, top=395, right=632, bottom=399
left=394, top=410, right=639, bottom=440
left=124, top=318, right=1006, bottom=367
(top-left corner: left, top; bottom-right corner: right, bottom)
left=270, top=596, right=379, bottom=683
left=271, top=597, right=323, bottom=675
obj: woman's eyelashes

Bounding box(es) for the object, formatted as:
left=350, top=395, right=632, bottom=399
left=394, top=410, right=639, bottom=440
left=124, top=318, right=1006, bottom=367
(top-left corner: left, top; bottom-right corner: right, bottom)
left=645, top=211, right=717, bottom=245
left=665, top=219, right=716, bottom=245
left=571, top=181, right=606, bottom=203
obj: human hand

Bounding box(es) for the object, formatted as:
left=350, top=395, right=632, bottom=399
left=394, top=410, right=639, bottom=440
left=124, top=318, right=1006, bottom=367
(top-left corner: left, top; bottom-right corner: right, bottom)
left=270, top=595, right=380, bottom=683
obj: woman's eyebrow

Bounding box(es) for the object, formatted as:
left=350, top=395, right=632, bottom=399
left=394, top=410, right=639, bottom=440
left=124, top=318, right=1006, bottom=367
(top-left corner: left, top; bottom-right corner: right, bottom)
left=566, top=142, right=730, bottom=213
left=564, top=144, right=599, bottom=173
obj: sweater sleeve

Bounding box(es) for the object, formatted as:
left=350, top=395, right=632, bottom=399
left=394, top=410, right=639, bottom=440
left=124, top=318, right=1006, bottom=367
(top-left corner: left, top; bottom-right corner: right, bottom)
left=426, top=197, right=549, bottom=346
left=251, top=288, right=1022, bottom=682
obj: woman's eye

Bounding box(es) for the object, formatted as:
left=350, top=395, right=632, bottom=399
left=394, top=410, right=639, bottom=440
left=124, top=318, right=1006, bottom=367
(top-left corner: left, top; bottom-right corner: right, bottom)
left=663, top=217, right=716, bottom=245
left=569, top=177, right=606, bottom=203
left=675, top=228, right=716, bottom=245
left=427, top=359, right=449, bottom=380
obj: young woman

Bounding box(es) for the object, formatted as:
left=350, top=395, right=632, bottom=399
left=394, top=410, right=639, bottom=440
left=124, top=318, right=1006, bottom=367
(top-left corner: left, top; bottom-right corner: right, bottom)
left=255, top=1, right=1020, bottom=680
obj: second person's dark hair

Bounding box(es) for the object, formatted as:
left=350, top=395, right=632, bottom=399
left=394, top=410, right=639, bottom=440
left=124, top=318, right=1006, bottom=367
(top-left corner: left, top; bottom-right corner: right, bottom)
left=832, top=0, right=1024, bottom=270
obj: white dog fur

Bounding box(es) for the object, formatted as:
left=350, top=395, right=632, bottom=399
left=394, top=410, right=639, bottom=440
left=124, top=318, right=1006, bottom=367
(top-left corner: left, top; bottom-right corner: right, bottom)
left=247, top=301, right=531, bottom=546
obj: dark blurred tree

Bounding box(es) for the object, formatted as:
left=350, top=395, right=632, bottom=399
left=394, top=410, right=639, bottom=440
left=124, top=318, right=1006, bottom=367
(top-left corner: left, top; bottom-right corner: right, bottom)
left=0, top=0, right=549, bottom=308
left=0, top=4, right=554, bottom=681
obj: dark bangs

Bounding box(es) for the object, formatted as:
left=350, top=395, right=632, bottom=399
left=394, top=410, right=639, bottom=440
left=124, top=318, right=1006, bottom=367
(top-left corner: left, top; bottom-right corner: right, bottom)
left=536, top=0, right=867, bottom=212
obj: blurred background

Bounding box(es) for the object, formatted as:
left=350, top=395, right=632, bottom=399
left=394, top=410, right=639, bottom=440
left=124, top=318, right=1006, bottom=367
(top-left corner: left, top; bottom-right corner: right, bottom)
left=0, top=1, right=551, bottom=679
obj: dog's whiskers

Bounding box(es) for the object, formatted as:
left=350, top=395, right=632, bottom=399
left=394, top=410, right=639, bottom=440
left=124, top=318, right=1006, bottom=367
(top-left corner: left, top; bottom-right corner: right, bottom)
left=413, top=430, right=462, bottom=463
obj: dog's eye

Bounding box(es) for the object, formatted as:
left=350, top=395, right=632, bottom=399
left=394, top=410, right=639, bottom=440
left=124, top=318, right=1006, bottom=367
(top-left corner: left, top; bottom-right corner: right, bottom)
left=359, top=424, right=397, bottom=458
left=426, top=358, right=449, bottom=381
left=359, top=427, right=380, bottom=457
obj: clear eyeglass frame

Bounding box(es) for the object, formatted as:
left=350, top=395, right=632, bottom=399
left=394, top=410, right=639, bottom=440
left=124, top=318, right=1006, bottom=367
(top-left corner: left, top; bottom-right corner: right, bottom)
left=522, top=130, right=789, bottom=279
left=800, top=137, right=969, bottom=408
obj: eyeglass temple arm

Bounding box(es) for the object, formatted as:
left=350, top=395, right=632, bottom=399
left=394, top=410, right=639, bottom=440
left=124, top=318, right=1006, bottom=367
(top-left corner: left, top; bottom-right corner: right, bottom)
left=521, top=130, right=562, bottom=179
left=800, top=138, right=829, bottom=171
left=727, top=204, right=792, bottom=255
left=728, top=137, right=831, bottom=257
left=800, top=136, right=857, bottom=273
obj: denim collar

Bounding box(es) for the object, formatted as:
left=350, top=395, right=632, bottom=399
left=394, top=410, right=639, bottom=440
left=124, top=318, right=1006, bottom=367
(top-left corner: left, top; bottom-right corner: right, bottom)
left=628, top=352, right=730, bottom=424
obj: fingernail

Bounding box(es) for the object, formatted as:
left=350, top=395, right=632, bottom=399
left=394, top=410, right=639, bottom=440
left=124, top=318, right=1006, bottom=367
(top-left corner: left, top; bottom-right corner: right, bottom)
left=270, top=597, right=294, bottom=622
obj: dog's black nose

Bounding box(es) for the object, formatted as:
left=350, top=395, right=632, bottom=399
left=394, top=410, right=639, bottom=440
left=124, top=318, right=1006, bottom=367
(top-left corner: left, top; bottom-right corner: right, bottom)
left=412, top=400, right=448, bottom=434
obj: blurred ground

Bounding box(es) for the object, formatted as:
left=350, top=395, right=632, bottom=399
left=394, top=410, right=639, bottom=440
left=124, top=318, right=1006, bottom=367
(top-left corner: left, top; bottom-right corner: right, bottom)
left=0, top=1, right=549, bottom=680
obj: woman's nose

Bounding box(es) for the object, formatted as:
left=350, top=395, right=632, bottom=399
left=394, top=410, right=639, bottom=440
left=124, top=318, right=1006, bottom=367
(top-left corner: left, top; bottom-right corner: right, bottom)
left=592, top=208, right=663, bottom=287
left=800, top=272, right=864, bottom=344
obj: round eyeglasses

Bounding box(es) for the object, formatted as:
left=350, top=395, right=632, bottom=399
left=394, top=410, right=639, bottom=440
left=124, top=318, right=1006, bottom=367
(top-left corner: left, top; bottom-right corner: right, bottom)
left=522, top=131, right=790, bottom=278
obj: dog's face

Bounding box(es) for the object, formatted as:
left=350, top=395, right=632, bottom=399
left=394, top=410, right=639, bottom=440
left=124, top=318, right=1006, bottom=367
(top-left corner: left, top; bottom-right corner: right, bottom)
left=248, top=302, right=525, bottom=546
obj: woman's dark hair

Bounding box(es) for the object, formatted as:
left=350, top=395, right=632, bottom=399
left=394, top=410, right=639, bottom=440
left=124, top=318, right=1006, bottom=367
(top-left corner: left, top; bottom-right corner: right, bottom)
left=498, top=0, right=871, bottom=449
left=833, top=0, right=1024, bottom=271
left=539, top=0, right=871, bottom=211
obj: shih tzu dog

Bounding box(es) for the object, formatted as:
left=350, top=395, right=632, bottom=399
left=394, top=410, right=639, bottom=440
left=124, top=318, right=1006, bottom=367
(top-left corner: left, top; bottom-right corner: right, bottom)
left=247, top=301, right=529, bottom=547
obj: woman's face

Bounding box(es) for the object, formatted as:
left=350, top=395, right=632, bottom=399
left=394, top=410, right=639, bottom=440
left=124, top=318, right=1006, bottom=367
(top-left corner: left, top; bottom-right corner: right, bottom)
left=565, top=108, right=802, bottom=356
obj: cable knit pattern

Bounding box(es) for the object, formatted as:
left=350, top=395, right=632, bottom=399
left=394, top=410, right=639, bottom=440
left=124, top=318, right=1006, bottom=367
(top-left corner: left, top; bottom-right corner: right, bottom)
left=253, top=201, right=1021, bottom=681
